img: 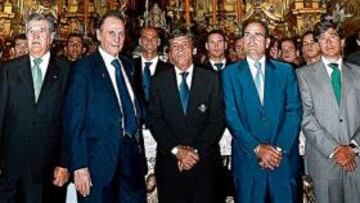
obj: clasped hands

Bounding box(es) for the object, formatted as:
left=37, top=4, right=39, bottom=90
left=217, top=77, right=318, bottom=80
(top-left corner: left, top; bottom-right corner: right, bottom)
left=255, top=144, right=282, bottom=170
left=175, top=145, right=200, bottom=172
left=53, top=166, right=69, bottom=187
left=332, top=145, right=357, bottom=172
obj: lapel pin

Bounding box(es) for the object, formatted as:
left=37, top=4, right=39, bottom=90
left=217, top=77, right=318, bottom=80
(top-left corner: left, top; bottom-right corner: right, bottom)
left=198, top=104, right=207, bottom=113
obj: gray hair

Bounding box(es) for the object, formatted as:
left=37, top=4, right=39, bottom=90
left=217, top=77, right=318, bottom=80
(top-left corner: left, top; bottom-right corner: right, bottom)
left=26, top=12, right=56, bottom=33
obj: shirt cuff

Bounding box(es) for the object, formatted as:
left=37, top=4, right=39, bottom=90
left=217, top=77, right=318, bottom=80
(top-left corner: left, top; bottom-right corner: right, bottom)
left=350, top=140, right=360, bottom=156
left=171, top=147, right=179, bottom=156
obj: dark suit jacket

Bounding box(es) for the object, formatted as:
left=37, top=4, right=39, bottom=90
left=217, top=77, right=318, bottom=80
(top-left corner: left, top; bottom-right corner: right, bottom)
left=148, top=65, right=225, bottom=181
left=0, top=54, right=70, bottom=183
left=63, top=51, right=146, bottom=189
left=201, top=59, right=233, bottom=72
left=346, top=50, right=360, bottom=66
left=133, top=57, right=171, bottom=125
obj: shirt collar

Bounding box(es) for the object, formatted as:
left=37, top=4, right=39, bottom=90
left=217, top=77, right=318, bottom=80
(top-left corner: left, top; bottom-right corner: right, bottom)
left=174, top=64, right=194, bottom=75
left=30, top=51, right=50, bottom=66
left=321, top=56, right=342, bottom=71
left=246, top=56, right=266, bottom=67
left=209, top=58, right=226, bottom=67
left=141, top=55, right=159, bottom=66
left=99, top=47, right=119, bottom=64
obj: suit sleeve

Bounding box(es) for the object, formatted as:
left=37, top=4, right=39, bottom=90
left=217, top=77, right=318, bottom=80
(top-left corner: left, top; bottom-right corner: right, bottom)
left=221, top=69, right=260, bottom=152
left=63, top=60, right=89, bottom=171
left=275, top=67, right=302, bottom=154
left=297, top=69, right=339, bottom=157
left=148, top=77, right=180, bottom=154
left=194, top=75, right=225, bottom=158
left=0, top=65, right=7, bottom=171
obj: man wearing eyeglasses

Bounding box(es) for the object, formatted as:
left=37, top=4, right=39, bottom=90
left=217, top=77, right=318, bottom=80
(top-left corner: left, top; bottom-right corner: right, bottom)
left=222, top=20, right=302, bottom=203
left=297, top=18, right=360, bottom=203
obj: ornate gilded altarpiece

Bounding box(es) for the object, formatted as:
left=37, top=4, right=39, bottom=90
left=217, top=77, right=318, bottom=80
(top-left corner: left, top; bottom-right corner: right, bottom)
left=0, top=0, right=359, bottom=42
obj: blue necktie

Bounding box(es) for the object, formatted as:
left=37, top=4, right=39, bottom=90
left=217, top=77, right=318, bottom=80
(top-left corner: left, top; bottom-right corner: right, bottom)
left=254, top=61, right=264, bottom=104
left=112, top=59, right=138, bottom=137
left=143, top=62, right=152, bottom=101
left=179, top=72, right=189, bottom=114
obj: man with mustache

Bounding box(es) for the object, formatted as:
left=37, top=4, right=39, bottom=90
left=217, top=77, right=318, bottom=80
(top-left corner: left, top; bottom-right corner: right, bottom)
left=297, top=19, right=360, bottom=203
left=0, top=12, right=70, bottom=203
left=222, top=20, right=302, bottom=203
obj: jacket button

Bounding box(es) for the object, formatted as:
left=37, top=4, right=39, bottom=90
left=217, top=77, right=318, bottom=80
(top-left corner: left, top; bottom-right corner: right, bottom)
left=339, top=119, right=343, bottom=122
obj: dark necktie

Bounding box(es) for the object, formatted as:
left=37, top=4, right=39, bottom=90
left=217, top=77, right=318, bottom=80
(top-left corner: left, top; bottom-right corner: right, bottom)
left=32, top=58, right=43, bottom=102
left=112, top=59, right=138, bottom=137
left=179, top=72, right=189, bottom=114
left=328, top=63, right=341, bottom=105
left=214, top=63, right=223, bottom=71
left=143, top=62, right=152, bottom=101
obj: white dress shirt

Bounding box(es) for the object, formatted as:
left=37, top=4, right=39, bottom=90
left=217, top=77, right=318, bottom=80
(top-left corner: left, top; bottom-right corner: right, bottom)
left=141, top=55, right=159, bottom=76
left=174, top=64, right=194, bottom=90
left=209, top=58, right=227, bottom=71
left=247, top=56, right=266, bottom=103
left=321, top=56, right=343, bottom=78
left=98, top=47, right=136, bottom=113
left=30, top=51, right=50, bottom=81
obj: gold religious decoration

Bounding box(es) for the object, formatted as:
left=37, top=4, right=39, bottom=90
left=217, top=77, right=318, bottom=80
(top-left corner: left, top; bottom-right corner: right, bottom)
left=149, top=3, right=167, bottom=29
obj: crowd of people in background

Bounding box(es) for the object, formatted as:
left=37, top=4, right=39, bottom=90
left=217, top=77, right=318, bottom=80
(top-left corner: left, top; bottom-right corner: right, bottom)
left=1, top=10, right=360, bottom=203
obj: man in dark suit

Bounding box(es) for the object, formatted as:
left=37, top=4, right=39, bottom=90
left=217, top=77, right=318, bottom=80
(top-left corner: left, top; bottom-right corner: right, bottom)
left=63, top=11, right=146, bottom=203
left=149, top=27, right=225, bottom=203
left=222, top=20, right=302, bottom=203
left=203, top=29, right=233, bottom=202
left=202, top=30, right=232, bottom=72
left=133, top=26, right=171, bottom=126
left=0, top=13, right=70, bottom=203
left=346, top=30, right=360, bottom=65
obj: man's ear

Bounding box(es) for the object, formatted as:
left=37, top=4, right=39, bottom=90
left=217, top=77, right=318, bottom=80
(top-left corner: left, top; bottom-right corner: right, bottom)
left=138, top=39, right=142, bottom=46
left=224, top=41, right=228, bottom=50
left=96, top=29, right=101, bottom=42
left=265, top=37, right=270, bottom=49
left=157, top=38, right=161, bottom=46
left=82, top=47, right=86, bottom=54
left=205, top=42, right=209, bottom=51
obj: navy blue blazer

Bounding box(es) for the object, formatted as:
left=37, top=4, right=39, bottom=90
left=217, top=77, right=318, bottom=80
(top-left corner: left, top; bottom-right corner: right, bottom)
left=63, top=51, right=146, bottom=187
left=221, top=59, right=302, bottom=202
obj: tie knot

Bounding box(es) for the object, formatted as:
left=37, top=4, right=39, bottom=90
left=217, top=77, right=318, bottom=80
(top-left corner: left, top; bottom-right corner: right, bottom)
left=111, top=59, right=121, bottom=70
left=144, top=62, right=152, bottom=68
left=254, top=61, right=261, bottom=70
left=214, top=63, right=223, bottom=71
left=328, top=63, right=339, bottom=70
left=181, top=72, right=189, bottom=79
left=33, top=58, right=43, bottom=66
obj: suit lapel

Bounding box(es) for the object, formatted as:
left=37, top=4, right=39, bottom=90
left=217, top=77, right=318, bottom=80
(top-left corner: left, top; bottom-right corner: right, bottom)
left=16, top=56, right=34, bottom=99
left=187, top=66, right=202, bottom=118
left=37, top=55, right=60, bottom=102
left=168, top=68, right=187, bottom=119
left=94, top=51, right=122, bottom=115
left=263, top=59, right=276, bottom=110
left=339, top=63, right=355, bottom=114
left=317, top=61, right=340, bottom=110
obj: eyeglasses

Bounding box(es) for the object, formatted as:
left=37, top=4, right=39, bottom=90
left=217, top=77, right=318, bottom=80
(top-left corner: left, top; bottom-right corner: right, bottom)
left=244, top=32, right=265, bottom=40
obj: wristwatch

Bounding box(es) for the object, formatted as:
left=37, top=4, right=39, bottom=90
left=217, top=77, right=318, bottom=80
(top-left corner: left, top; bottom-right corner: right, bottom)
left=349, top=143, right=360, bottom=156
